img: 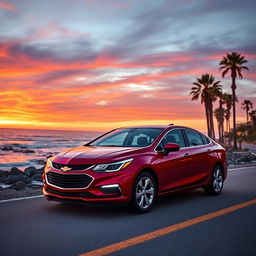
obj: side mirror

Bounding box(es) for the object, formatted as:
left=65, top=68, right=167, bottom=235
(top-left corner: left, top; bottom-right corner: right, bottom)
left=164, top=143, right=180, bottom=155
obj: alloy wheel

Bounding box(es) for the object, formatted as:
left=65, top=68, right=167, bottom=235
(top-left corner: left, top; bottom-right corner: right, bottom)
left=136, top=177, right=155, bottom=209
left=212, top=167, right=223, bottom=193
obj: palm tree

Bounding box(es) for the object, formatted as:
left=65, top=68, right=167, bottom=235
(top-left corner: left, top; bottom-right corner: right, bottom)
left=219, top=52, right=249, bottom=149
left=241, top=100, right=253, bottom=124
left=190, top=74, right=222, bottom=139
left=222, top=93, right=233, bottom=133
left=214, top=107, right=225, bottom=144
left=249, top=110, right=256, bottom=126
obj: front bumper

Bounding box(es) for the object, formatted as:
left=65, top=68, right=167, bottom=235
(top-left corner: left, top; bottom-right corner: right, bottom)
left=42, top=168, right=133, bottom=203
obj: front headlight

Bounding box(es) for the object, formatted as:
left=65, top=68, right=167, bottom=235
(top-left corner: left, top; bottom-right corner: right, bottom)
left=44, top=157, right=53, bottom=173
left=92, top=158, right=133, bottom=172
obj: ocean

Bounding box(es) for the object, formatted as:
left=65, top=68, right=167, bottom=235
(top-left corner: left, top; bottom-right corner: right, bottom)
left=0, top=128, right=100, bottom=171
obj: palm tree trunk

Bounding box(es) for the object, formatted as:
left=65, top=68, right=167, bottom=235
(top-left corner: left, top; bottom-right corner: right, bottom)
left=221, top=120, right=224, bottom=144
left=231, top=72, right=237, bottom=149
left=246, top=109, right=248, bottom=124
left=204, top=101, right=211, bottom=137
left=218, top=123, right=221, bottom=142
left=209, top=100, right=215, bottom=140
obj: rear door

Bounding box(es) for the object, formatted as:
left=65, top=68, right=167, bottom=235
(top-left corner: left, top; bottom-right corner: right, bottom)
left=182, top=128, right=211, bottom=185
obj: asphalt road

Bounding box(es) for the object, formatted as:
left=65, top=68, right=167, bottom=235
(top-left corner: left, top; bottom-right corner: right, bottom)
left=1, top=166, right=256, bottom=256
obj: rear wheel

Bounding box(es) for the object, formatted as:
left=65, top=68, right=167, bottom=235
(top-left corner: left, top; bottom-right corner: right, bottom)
left=130, top=172, right=156, bottom=213
left=205, top=165, right=224, bottom=195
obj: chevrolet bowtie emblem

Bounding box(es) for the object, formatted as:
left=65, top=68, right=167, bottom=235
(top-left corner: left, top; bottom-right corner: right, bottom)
left=61, top=166, right=72, bottom=172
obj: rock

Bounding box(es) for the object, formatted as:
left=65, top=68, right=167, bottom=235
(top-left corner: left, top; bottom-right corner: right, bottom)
left=46, top=153, right=53, bottom=158
left=5, top=174, right=31, bottom=185
left=24, top=166, right=36, bottom=177
left=0, top=170, right=10, bottom=183
left=10, top=167, right=23, bottom=176
left=0, top=170, right=9, bottom=177
left=32, top=174, right=42, bottom=182
left=13, top=149, right=23, bottom=152
left=36, top=167, right=44, bottom=175
left=10, top=181, right=26, bottom=190
left=2, top=171, right=11, bottom=177
left=33, top=159, right=46, bottom=165
left=27, top=183, right=42, bottom=189
left=1, top=146, right=13, bottom=151
left=22, top=149, right=35, bottom=153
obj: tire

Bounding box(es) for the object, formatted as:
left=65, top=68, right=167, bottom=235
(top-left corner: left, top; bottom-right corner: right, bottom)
left=204, top=165, right=224, bottom=195
left=130, top=172, right=157, bottom=213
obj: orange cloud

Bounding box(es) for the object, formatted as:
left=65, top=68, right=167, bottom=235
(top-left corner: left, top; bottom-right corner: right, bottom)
left=0, top=2, right=17, bottom=12
left=1, top=37, right=255, bottom=133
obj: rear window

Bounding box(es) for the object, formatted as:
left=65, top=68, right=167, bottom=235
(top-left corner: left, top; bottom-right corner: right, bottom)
left=184, top=129, right=204, bottom=147
left=201, top=134, right=211, bottom=144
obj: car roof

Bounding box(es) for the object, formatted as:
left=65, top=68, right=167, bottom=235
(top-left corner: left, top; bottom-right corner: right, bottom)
left=119, top=125, right=191, bottom=130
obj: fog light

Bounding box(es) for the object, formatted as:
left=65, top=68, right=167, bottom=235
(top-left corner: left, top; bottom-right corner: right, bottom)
left=100, top=184, right=122, bottom=196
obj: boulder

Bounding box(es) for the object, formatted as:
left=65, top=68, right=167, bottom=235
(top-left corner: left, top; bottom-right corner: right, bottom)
left=5, top=174, right=31, bottom=185
left=0, top=170, right=10, bottom=182
left=10, top=167, right=23, bottom=176
left=0, top=169, right=9, bottom=177
left=36, top=167, right=44, bottom=175
left=33, top=159, right=46, bottom=165
left=24, top=166, right=36, bottom=177
left=22, top=149, right=35, bottom=153
left=10, top=181, right=26, bottom=190
left=27, top=183, right=42, bottom=189
left=32, top=174, right=42, bottom=182
left=1, top=146, right=13, bottom=151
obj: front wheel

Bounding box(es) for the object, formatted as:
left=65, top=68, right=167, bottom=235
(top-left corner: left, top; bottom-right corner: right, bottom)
left=130, top=172, right=156, bottom=213
left=204, top=165, right=224, bottom=195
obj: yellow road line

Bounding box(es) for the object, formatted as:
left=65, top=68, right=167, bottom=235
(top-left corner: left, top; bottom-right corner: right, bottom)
left=79, top=198, right=256, bottom=256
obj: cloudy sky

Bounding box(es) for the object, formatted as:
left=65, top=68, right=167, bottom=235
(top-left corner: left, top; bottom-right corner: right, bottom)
left=0, top=0, right=255, bottom=132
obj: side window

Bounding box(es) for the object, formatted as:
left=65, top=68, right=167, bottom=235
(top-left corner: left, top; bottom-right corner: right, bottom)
left=162, top=129, right=185, bottom=148
left=201, top=134, right=211, bottom=144
left=184, top=129, right=204, bottom=146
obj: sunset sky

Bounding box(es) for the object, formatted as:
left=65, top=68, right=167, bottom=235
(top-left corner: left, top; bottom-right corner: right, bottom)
left=0, top=0, right=255, bottom=132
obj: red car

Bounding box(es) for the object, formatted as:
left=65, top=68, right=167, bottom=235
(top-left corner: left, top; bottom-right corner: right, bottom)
left=42, top=125, right=227, bottom=213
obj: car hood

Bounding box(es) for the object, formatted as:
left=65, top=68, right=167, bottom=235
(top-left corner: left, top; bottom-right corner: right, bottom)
left=53, top=146, right=141, bottom=165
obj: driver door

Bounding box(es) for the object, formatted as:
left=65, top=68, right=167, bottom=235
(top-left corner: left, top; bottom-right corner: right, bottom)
left=154, top=129, right=192, bottom=192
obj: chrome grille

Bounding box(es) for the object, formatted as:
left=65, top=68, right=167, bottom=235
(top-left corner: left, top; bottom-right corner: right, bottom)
left=46, top=172, right=93, bottom=189
left=52, top=162, right=92, bottom=171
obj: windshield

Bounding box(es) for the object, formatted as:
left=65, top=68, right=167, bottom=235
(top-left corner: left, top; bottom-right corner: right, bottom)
left=88, top=128, right=163, bottom=147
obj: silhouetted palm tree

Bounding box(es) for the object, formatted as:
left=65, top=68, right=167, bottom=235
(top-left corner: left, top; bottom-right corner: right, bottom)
left=214, top=107, right=225, bottom=144
left=222, top=93, right=233, bottom=133
left=241, top=100, right=253, bottom=124
left=190, top=74, right=222, bottom=139
left=249, top=110, right=256, bottom=126
left=219, top=52, right=249, bottom=149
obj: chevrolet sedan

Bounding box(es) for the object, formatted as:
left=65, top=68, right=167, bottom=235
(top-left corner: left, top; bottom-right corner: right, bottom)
left=42, top=125, right=227, bottom=213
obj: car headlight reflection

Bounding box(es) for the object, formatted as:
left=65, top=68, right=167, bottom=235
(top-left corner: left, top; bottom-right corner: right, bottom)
left=44, top=157, right=53, bottom=173
left=92, top=158, right=133, bottom=172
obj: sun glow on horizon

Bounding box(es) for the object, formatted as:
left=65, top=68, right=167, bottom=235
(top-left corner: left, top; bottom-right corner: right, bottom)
left=0, top=0, right=255, bottom=135
left=0, top=118, right=210, bottom=134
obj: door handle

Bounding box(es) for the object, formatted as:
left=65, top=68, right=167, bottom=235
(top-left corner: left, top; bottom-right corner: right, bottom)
left=207, top=149, right=211, bottom=153
left=184, top=153, right=190, bottom=157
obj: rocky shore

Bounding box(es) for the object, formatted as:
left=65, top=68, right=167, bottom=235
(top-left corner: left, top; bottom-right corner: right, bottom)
left=1, top=150, right=256, bottom=201
left=0, top=166, right=44, bottom=200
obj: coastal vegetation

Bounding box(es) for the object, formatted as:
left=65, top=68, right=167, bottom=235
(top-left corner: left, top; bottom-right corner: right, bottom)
left=190, top=51, right=255, bottom=149
left=190, top=74, right=222, bottom=139
left=219, top=52, right=249, bottom=149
